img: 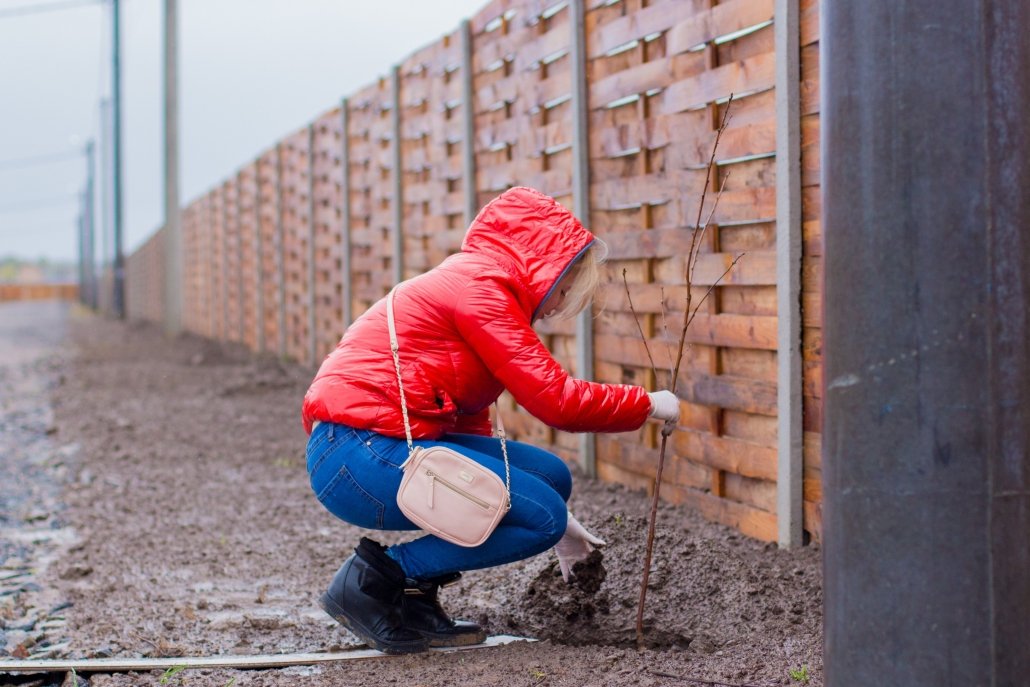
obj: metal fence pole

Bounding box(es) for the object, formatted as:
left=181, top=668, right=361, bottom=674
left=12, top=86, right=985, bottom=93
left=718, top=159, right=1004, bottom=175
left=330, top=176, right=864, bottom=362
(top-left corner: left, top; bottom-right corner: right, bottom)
left=569, top=0, right=596, bottom=477
left=84, top=141, right=97, bottom=309
left=111, top=0, right=125, bottom=318
left=774, top=0, right=803, bottom=548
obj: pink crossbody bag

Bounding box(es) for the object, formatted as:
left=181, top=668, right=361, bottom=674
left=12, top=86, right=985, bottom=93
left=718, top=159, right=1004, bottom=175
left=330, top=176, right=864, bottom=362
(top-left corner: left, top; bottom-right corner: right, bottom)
left=387, top=287, right=511, bottom=548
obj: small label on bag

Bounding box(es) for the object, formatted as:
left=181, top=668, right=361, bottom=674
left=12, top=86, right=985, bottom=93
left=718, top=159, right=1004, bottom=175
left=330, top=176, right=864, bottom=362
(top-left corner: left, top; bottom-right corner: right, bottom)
left=459, top=470, right=474, bottom=483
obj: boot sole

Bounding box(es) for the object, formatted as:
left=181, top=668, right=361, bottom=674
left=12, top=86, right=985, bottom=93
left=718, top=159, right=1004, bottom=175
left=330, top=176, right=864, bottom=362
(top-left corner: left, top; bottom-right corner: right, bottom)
left=319, top=592, right=429, bottom=655
left=422, top=629, right=488, bottom=648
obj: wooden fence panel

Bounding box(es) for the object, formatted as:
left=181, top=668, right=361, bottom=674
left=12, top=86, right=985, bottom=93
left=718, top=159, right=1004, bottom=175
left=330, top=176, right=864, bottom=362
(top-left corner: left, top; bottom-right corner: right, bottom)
left=180, top=201, right=196, bottom=333
left=126, top=228, right=165, bottom=325
left=201, top=194, right=216, bottom=340
left=312, top=109, right=345, bottom=360
left=585, top=0, right=780, bottom=543
left=184, top=199, right=207, bottom=337
left=799, top=0, right=821, bottom=542
left=238, top=163, right=260, bottom=352
left=281, top=128, right=312, bottom=363
left=398, top=28, right=467, bottom=280
left=347, top=79, right=397, bottom=319
left=0, top=284, right=77, bottom=301
left=223, top=178, right=243, bottom=344
left=123, top=0, right=824, bottom=544
left=470, top=0, right=579, bottom=459
left=210, top=187, right=227, bottom=341
left=257, top=148, right=281, bottom=355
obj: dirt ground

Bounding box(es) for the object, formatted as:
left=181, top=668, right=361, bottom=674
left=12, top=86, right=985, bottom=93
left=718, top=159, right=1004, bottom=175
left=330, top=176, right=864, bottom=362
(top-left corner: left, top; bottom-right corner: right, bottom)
left=0, top=303, right=823, bottom=686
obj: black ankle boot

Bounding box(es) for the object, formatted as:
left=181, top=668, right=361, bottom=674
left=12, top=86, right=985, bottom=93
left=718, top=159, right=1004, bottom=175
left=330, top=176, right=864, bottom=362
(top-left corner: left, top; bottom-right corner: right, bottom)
left=402, top=572, right=487, bottom=647
left=319, top=538, right=429, bottom=654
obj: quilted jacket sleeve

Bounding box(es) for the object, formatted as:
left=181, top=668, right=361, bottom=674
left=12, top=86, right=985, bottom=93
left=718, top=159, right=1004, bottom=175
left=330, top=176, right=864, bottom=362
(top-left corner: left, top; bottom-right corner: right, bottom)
left=454, top=278, right=652, bottom=433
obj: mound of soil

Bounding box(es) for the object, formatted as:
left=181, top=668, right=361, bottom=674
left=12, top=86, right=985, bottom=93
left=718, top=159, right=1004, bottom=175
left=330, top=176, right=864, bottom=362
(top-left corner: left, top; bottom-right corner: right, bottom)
left=2, top=307, right=823, bottom=686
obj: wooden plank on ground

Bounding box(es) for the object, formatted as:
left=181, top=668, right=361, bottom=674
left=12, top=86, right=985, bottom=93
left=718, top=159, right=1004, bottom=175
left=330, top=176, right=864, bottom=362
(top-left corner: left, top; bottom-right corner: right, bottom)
left=0, top=636, right=534, bottom=674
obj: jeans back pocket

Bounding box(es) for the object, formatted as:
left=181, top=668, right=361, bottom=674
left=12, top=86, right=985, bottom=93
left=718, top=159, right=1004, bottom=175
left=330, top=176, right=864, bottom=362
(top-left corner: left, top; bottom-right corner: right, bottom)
left=316, top=463, right=385, bottom=530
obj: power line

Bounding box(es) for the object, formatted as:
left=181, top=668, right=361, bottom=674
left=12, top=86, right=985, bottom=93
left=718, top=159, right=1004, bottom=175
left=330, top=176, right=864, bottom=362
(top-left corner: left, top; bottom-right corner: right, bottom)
left=0, top=0, right=103, bottom=20
left=0, top=149, right=84, bottom=171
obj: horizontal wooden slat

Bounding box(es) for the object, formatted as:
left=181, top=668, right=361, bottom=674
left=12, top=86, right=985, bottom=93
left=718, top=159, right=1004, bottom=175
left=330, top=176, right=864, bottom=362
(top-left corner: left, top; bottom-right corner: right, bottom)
left=663, top=484, right=777, bottom=542
left=659, top=53, right=775, bottom=115
left=666, top=0, right=775, bottom=57
left=672, top=428, right=777, bottom=481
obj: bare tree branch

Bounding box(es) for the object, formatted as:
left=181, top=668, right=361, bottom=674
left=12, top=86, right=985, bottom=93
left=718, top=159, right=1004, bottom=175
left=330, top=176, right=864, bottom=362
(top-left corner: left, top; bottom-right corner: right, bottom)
left=622, top=268, right=658, bottom=379
left=634, top=94, right=738, bottom=649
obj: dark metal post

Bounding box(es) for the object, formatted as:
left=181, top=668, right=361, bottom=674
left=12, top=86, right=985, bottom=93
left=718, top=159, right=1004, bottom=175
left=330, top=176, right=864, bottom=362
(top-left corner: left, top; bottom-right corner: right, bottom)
left=99, top=98, right=111, bottom=312
left=823, top=1, right=1030, bottom=685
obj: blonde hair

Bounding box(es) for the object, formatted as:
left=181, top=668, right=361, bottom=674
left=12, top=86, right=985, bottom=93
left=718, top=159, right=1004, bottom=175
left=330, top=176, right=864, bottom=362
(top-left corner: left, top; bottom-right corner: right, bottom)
left=548, top=238, right=609, bottom=320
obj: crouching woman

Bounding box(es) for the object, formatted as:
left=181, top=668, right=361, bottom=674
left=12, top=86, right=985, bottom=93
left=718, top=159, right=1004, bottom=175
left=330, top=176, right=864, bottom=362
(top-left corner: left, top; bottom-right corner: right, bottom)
left=301, top=187, right=680, bottom=654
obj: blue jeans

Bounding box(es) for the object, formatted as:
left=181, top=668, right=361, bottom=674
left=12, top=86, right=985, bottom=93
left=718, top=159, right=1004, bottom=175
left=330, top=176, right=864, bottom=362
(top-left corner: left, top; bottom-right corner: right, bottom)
left=306, top=422, right=571, bottom=579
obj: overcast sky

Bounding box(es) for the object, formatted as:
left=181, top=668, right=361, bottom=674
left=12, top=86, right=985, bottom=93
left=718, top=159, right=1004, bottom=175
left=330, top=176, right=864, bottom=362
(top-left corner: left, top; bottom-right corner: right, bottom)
left=0, top=0, right=488, bottom=262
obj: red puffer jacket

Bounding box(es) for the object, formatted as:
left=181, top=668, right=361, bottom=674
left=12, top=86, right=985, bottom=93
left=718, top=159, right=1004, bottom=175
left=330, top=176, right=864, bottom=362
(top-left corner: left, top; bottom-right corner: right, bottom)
left=301, top=187, right=652, bottom=438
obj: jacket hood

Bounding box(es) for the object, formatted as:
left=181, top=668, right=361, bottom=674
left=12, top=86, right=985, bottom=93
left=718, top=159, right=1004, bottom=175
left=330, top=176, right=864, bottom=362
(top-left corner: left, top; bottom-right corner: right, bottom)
left=461, top=187, right=595, bottom=319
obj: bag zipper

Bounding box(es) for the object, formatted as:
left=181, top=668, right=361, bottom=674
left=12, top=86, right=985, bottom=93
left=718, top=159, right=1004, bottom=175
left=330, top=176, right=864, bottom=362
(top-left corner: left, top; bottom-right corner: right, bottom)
left=426, top=470, right=491, bottom=510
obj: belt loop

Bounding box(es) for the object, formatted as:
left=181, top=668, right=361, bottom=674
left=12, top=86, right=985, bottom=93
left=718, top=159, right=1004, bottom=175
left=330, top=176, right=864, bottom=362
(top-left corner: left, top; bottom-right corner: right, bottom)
left=327, top=424, right=335, bottom=441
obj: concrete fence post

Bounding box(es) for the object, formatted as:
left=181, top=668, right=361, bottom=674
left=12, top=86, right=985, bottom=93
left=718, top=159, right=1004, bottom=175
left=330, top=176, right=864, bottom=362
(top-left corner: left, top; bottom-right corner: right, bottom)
left=236, top=174, right=245, bottom=343
left=774, top=0, right=803, bottom=548
left=340, top=98, right=353, bottom=329
left=275, top=144, right=287, bottom=358
left=569, top=0, right=596, bottom=477
left=307, top=124, right=317, bottom=365
left=221, top=184, right=229, bottom=341
left=391, top=65, right=404, bottom=287
left=460, top=19, right=477, bottom=229
left=254, top=159, right=265, bottom=354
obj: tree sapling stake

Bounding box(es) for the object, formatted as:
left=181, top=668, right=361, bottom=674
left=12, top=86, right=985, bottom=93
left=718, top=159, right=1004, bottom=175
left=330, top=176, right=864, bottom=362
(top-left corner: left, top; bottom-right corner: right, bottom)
left=629, top=94, right=743, bottom=649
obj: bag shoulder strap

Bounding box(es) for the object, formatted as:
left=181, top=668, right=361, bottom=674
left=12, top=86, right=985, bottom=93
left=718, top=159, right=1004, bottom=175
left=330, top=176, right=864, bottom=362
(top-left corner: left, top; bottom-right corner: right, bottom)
left=386, top=287, right=510, bottom=497
left=385, top=288, right=414, bottom=452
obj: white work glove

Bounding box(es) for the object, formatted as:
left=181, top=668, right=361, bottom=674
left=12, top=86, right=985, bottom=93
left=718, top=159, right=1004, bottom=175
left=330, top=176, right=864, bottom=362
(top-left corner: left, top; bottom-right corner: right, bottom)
left=554, top=512, right=606, bottom=583
left=647, top=390, right=680, bottom=423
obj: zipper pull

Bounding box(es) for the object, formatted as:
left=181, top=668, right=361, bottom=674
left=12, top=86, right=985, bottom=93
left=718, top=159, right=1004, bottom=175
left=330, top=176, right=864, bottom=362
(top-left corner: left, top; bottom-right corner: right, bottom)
left=427, top=472, right=435, bottom=509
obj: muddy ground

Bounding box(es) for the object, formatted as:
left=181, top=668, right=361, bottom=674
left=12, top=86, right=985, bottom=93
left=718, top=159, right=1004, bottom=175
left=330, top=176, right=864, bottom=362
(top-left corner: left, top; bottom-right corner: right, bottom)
left=0, top=303, right=823, bottom=686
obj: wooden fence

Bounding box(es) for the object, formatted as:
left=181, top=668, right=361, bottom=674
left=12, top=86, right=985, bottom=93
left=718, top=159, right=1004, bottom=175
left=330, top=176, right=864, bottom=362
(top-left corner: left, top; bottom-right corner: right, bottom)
left=0, top=284, right=78, bottom=302
left=125, top=0, right=823, bottom=544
